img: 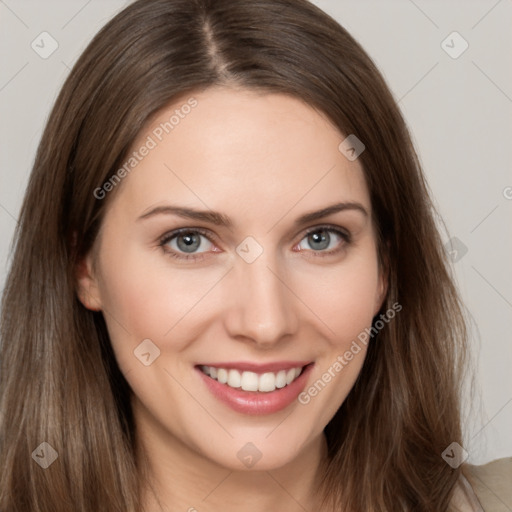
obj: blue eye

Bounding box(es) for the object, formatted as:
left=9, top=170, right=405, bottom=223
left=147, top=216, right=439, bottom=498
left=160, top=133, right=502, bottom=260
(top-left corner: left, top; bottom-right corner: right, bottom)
left=159, top=228, right=214, bottom=262
left=297, top=226, right=351, bottom=256
left=158, top=225, right=351, bottom=262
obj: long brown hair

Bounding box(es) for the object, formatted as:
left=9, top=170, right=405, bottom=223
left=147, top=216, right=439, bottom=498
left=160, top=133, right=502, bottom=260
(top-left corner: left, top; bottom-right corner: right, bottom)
left=0, top=0, right=469, bottom=510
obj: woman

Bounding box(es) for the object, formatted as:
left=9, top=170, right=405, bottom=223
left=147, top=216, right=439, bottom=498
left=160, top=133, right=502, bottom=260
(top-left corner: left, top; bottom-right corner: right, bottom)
left=1, top=0, right=509, bottom=510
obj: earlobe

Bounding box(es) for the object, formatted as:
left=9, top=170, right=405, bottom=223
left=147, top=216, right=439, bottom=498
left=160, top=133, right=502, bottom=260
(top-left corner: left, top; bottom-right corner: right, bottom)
left=75, top=253, right=102, bottom=311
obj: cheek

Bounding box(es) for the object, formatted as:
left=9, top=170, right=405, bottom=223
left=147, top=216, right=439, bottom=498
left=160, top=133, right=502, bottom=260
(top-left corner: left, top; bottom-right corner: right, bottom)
left=330, top=270, right=378, bottom=340
left=95, top=243, right=225, bottom=369
left=295, top=247, right=380, bottom=417
left=299, top=249, right=381, bottom=344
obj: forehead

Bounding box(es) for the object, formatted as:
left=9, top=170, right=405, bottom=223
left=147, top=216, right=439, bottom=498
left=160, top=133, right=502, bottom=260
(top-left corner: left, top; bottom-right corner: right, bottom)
left=106, top=87, right=371, bottom=226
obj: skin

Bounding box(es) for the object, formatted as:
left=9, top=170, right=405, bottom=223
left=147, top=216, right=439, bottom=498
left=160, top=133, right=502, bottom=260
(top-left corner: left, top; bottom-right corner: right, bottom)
left=77, top=86, right=387, bottom=512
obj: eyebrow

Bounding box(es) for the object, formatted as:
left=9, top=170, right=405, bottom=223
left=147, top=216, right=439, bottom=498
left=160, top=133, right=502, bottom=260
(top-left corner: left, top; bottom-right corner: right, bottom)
left=137, top=201, right=368, bottom=228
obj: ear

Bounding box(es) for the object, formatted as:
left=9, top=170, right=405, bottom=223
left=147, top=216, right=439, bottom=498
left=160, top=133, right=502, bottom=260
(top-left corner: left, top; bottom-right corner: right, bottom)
left=374, top=270, right=388, bottom=315
left=373, top=241, right=390, bottom=315
left=75, top=251, right=103, bottom=311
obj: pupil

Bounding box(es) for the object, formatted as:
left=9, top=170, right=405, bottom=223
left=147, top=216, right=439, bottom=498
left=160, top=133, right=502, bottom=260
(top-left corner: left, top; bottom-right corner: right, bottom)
left=178, top=232, right=200, bottom=253
left=309, top=230, right=329, bottom=250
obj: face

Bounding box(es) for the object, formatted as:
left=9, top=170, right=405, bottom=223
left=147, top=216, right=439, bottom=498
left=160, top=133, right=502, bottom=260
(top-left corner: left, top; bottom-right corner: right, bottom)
left=77, top=87, right=387, bottom=472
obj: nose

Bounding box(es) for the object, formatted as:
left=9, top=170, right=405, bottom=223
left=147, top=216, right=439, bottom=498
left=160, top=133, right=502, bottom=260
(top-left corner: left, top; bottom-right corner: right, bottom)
left=223, top=249, right=299, bottom=348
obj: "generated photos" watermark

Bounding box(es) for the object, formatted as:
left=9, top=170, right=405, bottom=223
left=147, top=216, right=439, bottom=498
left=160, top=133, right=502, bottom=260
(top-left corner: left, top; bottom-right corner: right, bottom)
left=298, top=301, right=402, bottom=405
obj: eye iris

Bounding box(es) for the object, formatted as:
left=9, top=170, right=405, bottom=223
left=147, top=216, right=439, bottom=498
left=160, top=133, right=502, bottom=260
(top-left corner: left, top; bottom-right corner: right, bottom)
left=177, top=232, right=201, bottom=253
left=308, top=230, right=330, bottom=250
left=172, top=229, right=336, bottom=255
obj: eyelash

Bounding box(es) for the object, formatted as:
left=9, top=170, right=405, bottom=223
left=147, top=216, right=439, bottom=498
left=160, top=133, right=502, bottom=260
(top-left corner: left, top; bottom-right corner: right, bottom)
left=158, top=225, right=352, bottom=262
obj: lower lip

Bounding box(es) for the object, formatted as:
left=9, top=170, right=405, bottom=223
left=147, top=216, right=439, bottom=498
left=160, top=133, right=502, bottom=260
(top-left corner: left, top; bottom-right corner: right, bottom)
left=196, top=364, right=314, bottom=415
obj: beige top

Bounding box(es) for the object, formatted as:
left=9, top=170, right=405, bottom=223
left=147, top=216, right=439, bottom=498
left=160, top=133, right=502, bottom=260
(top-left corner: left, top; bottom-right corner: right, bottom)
left=450, top=457, right=512, bottom=511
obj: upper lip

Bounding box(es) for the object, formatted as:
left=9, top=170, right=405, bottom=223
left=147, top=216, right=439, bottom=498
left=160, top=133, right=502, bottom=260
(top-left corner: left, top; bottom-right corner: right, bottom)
left=196, top=361, right=313, bottom=373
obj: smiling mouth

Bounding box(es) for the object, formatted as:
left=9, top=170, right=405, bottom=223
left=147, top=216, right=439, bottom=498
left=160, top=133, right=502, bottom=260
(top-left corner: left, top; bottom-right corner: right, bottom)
left=198, top=364, right=309, bottom=393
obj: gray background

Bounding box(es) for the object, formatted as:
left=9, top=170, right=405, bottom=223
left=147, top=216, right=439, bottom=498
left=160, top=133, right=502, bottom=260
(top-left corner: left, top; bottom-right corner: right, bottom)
left=0, top=0, right=511, bottom=465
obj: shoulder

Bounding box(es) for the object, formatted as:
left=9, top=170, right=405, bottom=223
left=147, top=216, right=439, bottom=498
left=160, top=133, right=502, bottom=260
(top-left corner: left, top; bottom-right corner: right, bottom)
left=452, top=457, right=512, bottom=511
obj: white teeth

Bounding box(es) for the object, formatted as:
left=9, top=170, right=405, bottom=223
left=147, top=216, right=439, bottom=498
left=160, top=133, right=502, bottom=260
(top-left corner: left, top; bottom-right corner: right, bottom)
left=275, top=370, right=287, bottom=389
left=285, top=368, right=296, bottom=385
left=200, top=365, right=305, bottom=392
left=241, top=371, right=259, bottom=391
left=258, top=372, right=276, bottom=392
left=227, top=369, right=241, bottom=388
left=217, top=368, right=228, bottom=384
